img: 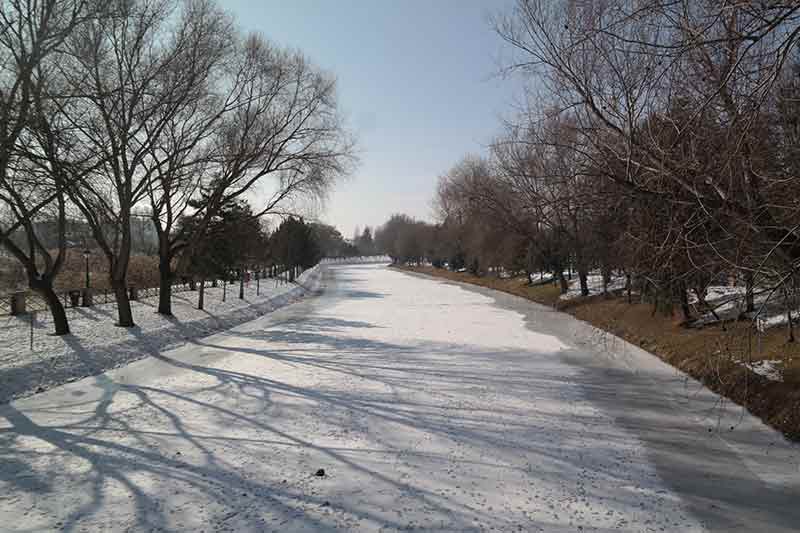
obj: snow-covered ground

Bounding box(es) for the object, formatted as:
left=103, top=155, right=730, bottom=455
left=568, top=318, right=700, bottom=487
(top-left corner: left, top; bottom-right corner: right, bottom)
left=687, top=284, right=797, bottom=328
left=561, top=273, right=799, bottom=333
left=740, top=359, right=784, bottom=382
left=560, top=273, right=627, bottom=300
left=555, top=272, right=798, bottom=379
left=0, top=267, right=322, bottom=404
left=1, top=264, right=798, bottom=532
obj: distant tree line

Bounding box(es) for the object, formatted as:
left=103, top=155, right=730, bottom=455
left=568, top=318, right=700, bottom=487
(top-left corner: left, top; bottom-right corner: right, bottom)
left=374, top=1, right=800, bottom=336
left=0, top=0, right=355, bottom=334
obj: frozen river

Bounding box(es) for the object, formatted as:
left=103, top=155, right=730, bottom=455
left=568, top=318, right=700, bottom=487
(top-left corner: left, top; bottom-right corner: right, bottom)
left=1, top=264, right=798, bottom=532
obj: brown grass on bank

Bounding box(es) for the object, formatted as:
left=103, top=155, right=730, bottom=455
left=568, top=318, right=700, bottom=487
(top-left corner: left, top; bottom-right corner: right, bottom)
left=54, top=251, right=160, bottom=291
left=0, top=251, right=161, bottom=293
left=398, top=265, right=800, bottom=442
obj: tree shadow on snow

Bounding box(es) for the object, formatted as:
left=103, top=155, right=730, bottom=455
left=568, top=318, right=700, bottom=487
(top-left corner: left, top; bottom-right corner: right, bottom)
left=0, top=285, right=312, bottom=404
left=1, top=307, right=798, bottom=531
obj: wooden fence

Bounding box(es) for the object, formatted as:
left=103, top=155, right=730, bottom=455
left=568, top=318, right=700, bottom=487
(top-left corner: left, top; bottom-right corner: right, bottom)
left=0, top=267, right=298, bottom=317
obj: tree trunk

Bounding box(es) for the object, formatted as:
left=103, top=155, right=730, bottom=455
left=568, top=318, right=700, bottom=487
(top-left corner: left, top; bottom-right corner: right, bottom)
left=557, top=270, right=569, bottom=294
left=654, top=280, right=676, bottom=317
left=198, top=278, right=205, bottom=310
left=626, top=274, right=632, bottom=304
left=652, top=290, right=659, bottom=317
left=745, top=273, right=755, bottom=314
left=679, top=283, right=693, bottom=324
left=641, top=279, right=650, bottom=304
left=157, top=258, right=174, bottom=316
left=601, top=267, right=611, bottom=295
left=578, top=269, right=589, bottom=297
left=32, top=280, right=70, bottom=335
left=239, top=269, right=245, bottom=299
left=785, top=282, right=796, bottom=343
left=112, top=279, right=135, bottom=327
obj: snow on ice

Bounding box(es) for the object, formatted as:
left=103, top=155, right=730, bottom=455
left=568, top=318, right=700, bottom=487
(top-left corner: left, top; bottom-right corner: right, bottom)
left=1, top=264, right=798, bottom=532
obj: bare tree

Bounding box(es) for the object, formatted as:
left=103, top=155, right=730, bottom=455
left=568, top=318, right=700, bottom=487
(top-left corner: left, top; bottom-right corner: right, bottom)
left=165, top=33, right=355, bottom=314
left=0, top=0, right=96, bottom=334
left=489, top=0, right=800, bottom=313
left=138, top=0, right=236, bottom=316
left=58, top=0, right=231, bottom=326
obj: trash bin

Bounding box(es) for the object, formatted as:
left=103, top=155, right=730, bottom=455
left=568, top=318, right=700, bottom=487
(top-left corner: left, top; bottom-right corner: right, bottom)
left=81, top=288, right=93, bottom=307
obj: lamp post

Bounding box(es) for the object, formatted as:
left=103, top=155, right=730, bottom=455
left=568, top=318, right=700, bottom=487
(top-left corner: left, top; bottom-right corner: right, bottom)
left=81, top=248, right=93, bottom=307
left=83, top=249, right=91, bottom=288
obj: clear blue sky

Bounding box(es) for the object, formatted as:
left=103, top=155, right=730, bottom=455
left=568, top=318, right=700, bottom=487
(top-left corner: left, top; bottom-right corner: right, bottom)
left=224, top=0, right=521, bottom=237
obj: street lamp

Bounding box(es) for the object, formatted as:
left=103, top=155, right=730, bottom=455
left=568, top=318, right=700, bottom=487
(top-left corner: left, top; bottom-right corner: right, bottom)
left=83, top=249, right=91, bottom=289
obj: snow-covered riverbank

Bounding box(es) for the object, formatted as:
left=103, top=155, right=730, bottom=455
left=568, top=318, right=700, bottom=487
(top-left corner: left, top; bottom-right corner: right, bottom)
left=0, top=267, right=322, bottom=404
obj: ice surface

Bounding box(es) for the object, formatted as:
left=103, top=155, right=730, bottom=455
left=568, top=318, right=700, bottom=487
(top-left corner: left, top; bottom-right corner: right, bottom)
left=1, top=264, right=798, bottom=532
